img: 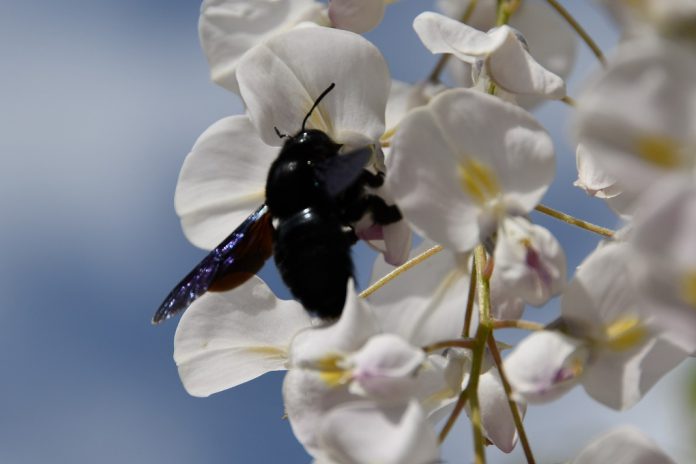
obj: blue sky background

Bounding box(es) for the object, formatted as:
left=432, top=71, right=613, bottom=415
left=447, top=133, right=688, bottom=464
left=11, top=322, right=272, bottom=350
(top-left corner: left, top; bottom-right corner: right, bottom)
left=0, top=1, right=693, bottom=463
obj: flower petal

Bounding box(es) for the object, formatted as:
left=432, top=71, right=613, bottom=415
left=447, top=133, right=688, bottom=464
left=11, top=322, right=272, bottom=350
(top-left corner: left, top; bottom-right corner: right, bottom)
left=199, top=0, right=325, bottom=93
left=504, top=331, right=587, bottom=403
left=413, top=12, right=506, bottom=62
left=387, top=89, right=555, bottom=251
left=174, top=276, right=312, bottom=397
left=486, top=26, right=566, bottom=98
left=236, top=26, right=390, bottom=147
left=328, top=0, right=385, bottom=33
left=174, top=116, right=276, bottom=249
left=496, top=216, right=566, bottom=307
left=572, top=426, right=676, bottom=464
left=369, top=240, right=471, bottom=345
left=319, top=400, right=440, bottom=464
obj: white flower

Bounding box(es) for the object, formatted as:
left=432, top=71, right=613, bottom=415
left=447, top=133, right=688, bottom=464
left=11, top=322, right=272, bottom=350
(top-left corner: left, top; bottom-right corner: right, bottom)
left=328, top=0, right=391, bottom=34
left=601, top=0, right=696, bottom=41
left=572, top=426, right=676, bottom=464
left=632, top=177, right=696, bottom=346
left=173, top=276, right=312, bottom=397
left=236, top=26, right=390, bottom=149
left=575, top=38, right=696, bottom=203
left=386, top=88, right=555, bottom=253
left=505, top=242, right=695, bottom=410
left=283, top=282, right=452, bottom=459
left=316, top=400, right=440, bottom=464
left=437, top=0, right=577, bottom=107
left=494, top=216, right=566, bottom=307
left=200, top=0, right=326, bottom=93
left=413, top=12, right=566, bottom=99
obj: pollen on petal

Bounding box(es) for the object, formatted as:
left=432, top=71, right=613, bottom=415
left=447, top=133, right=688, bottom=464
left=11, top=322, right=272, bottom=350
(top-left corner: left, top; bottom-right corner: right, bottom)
left=457, top=158, right=501, bottom=206
left=635, top=134, right=682, bottom=169
left=602, top=316, right=648, bottom=351
left=679, top=271, right=696, bottom=309
left=316, top=354, right=352, bottom=387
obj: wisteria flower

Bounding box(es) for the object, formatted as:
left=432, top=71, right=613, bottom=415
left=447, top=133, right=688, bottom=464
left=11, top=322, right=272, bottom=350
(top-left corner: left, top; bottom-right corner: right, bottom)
left=283, top=282, right=453, bottom=460
left=575, top=38, right=696, bottom=203
left=386, top=88, right=555, bottom=253
left=328, top=0, right=393, bottom=34
left=413, top=12, right=566, bottom=99
left=174, top=276, right=312, bottom=397
left=437, top=0, right=577, bottom=105
left=601, top=0, right=696, bottom=40
left=572, top=426, right=676, bottom=464
left=200, top=0, right=327, bottom=93
left=632, top=177, right=696, bottom=345
left=505, top=242, right=696, bottom=410
left=494, top=216, right=566, bottom=307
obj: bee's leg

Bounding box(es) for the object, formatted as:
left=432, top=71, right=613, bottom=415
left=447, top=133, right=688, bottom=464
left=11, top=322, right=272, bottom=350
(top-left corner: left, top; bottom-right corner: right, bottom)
left=358, top=170, right=385, bottom=188
left=343, top=194, right=402, bottom=225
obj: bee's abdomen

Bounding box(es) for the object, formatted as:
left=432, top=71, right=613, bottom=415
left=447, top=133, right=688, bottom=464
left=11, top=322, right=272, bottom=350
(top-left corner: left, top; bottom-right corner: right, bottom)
left=273, top=208, right=353, bottom=319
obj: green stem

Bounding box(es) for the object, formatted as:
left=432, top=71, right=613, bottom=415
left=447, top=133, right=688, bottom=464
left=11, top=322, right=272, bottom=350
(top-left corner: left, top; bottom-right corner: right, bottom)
left=463, top=257, right=477, bottom=337
left=545, top=0, right=607, bottom=67
left=423, top=338, right=476, bottom=352
left=535, top=204, right=615, bottom=238
left=492, top=319, right=545, bottom=331
left=487, top=337, right=536, bottom=463
left=359, top=245, right=443, bottom=298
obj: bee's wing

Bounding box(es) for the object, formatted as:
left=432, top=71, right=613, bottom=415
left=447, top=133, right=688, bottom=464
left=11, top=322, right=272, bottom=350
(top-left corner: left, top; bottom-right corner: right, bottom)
left=316, top=147, right=372, bottom=197
left=153, top=204, right=273, bottom=324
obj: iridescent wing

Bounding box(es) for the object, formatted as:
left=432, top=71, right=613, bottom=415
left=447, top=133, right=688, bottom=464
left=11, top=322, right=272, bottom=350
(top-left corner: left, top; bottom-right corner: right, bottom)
left=152, top=204, right=273, bottom=324
left=315, top=147, right=372, bottom=197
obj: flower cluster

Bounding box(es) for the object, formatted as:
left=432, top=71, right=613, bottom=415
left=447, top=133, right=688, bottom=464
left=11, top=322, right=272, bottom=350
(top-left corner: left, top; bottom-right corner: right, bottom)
left=163, top=0, right=695, bottom=462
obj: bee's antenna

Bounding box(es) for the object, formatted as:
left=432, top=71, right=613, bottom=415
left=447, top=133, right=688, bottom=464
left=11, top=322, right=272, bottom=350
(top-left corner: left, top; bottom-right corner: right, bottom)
left=302, top=82, right=336, bottom=131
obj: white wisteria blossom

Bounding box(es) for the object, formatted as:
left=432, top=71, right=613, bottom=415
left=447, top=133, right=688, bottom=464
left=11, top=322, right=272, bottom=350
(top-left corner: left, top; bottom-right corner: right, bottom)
left=200, top=0, right=327, bottom=93
left=174, top=276, right=312, bottom=397
left=632, top=178, right=696, bottom=344
left=413, top=11, right=566, bottom=99
left=572, top=426, right=676, bottom=464
left=437, top=0, right=577, bottom=106
left=494, top=216, right=566, bottom=307
left=601, top=0, right=696, bottom=41
left=328, top=0, right=392, bottom=34
left=505, top=242, right=696, bottom=410
left=575, top=38, right=696, bottom=207
left=386, top=88, right=555, bottom=252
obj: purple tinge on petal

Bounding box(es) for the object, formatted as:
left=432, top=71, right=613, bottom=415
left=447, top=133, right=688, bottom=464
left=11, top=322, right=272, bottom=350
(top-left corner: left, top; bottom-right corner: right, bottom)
left=525, top=243, right=552, bottom=288
left=358, top=224, right=385, bottom=241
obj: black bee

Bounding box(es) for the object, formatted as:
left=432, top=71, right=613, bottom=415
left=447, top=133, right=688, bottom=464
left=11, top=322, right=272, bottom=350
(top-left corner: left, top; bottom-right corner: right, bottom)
left=153, top=83, right=402, bottom=323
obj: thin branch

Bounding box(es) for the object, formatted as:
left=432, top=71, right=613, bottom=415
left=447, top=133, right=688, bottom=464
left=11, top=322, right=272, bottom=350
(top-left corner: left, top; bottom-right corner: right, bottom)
left=359, top=245, right=443, bottom=299
left=463, top=257, right=477, bottom=337
left=438, top=389, right=469, bottom=443
left=423, top=338, right=477, bottom=352
left=535, top=204, right=615, bottom=238
left=487, top=337, right=536, bottom=463
left=492, top=319, right=546, bottom=331
left=545, top=0, right=607, bottom=67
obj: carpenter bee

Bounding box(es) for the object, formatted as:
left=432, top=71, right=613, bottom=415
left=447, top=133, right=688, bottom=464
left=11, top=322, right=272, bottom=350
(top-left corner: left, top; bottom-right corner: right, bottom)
left=153, top=83, right=402, bottom=324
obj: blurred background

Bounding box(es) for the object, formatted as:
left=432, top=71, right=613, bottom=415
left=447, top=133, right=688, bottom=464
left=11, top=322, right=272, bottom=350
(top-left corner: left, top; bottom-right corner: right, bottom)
left=0, top=1, right=693, bottom=463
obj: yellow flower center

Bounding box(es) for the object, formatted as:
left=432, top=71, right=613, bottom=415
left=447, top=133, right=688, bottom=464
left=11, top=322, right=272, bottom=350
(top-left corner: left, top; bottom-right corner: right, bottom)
left=636, top=135, right=682, bottom=169
left=679, top=271, right=696, bottom=309
left=316, top=354, right=351, bottom=387
left=457, top=158, right=501, bottom=206
left=602, top=316, right=647, bottom=351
